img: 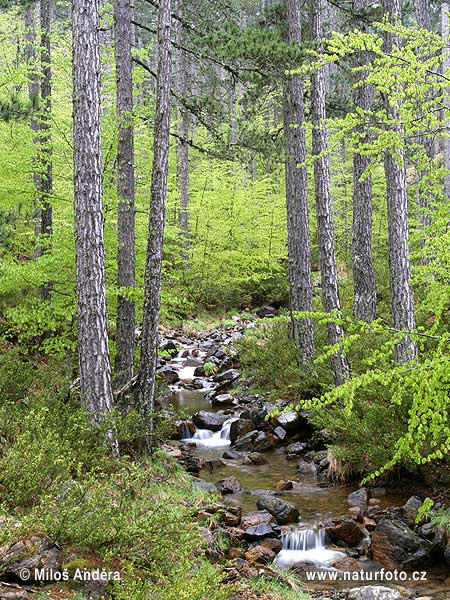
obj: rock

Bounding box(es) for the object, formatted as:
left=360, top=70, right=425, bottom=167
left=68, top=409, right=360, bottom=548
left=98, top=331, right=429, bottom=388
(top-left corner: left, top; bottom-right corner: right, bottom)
left=371, top=517, right=434, bottom=568
left=297, top=459, right=317, bottom=476
left=275, top=480, right=294, bottom=491
left=348, top=488, right=368, bottom=509
left=363, top=517, right=377, bottom=532
left=192, top=411, right=229, bottom=432
left=0, top=537, right=61, bottom=581
left=402, top=495, right=422, bottom=526
left=160, top=339, right=178, bottom=356
left=371, top=487, right=386, bottom=497
left=260, top=538, right=282, bottom=553
left=179, top=454, right=201, bottom=474
left=349, top=507, right=363, bottom=521
left=252, top=432, right=278, bottom=453
left=227, top=547, right=244, bottom=559
left=157, top=366, right=179, bottom=384
left=230, top=419, right=255, bottom=444
left=274, top=410, right=304, bottom=434
left=223, top=449, right=242, bottom=460
left=161, top=444, right=183, bottom=459
left=286, top=442, right=308, bottom=460
left=243, top=524, right=277, bottom=541
left=223, top=511, right=241, bottom=527
left=216, top=476, right=243, bottom=495
left=211, top=394, right=237, bottom=407
left=256, top=495, right=299, bottom=525
left=241, top=510, right=274, bottom=529
left=256, top=306, right=279, bottom=318
left=444, top=545, right=450, bottom=565
left=214, top=369, right=241, bottom=386
left=0, top=587, right=33, bottom=600
left=417, top=522, right=434, bottom=540
left=325, top=519, right=366, bottom=545
left=369, top=498, right=381, bottom=506
left=242, top=453, right=267, bottom=465
left=176, top=419, right=196, bottom=439
left=233, top=431, right=259, bottom=451
left=273, top=426, right=287, bottom=441
left=192, top=480, right=217, bottom=493
left=346, top=586, right=406, bottom=600
left=244, top=545, right=275, bottom=565
left=332, top=556, right=360, bottom=571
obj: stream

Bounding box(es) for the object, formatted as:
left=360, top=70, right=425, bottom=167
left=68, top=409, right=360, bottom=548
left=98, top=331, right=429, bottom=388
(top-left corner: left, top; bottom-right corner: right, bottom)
left=160, top=325, right=450, bottom=598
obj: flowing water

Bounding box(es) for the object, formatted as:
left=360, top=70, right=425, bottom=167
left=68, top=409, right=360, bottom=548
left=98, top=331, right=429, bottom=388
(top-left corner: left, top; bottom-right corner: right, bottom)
left=167, top=343, right=450, bottom=597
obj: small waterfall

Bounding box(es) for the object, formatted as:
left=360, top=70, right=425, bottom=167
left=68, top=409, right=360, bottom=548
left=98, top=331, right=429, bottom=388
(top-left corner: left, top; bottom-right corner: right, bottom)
left=178, top=366, right=197, bottom=384
left=180, top=423, right=194, bottom=439
left=275, top=527, right=345, bottom=569
left=281, top=528, right=327, bottom=551
left=184, top=418, right=237, bottom=447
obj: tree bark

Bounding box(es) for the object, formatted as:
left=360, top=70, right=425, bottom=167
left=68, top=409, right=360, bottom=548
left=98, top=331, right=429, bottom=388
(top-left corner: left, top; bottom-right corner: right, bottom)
left=175, top=0, right=190, bottom=262
left=352, top=0, right=376, bottom=322
left=72, top=0, right=115, bottom=420
left=282, top=0, right=314, bottom=366
left=39, top=0, right=53, bottom=300
left=24, top=3, right=42, bottom=257
left=311, top=0, right=350, bottom=385
left=383, top=0, right=417, bottom=363
left=114, top=0, right=136, bottom=390
left=138, top=0, right=172, bottom=451
left=442, top=3, right=450, bottom=200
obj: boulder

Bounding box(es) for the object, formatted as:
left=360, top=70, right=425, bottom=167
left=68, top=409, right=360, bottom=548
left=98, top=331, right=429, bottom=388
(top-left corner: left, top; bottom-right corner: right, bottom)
left=179, top=454, right=201, bottom=474
left=242, top=452, right=267, bottom=465
left=0, top=537, right=61, bottom=581
left=274, top=410, right=302, bottom=434
left=275, top=480, right=294, bottom=491
left=192, top=480, right=217, bottom=493
left=402, top=495, right=422, bottom=526
left=332, top=556, right=360, bottom=571
left=286, top=442, right=308, bottom=460
left=244, top=545, right=275, bottom=565
left=233, top=431, right=259, bottom=451
left=230, top=419, right=255, bottom=444
left=157, top=366, right=179, bottom=384
left=347, top=488, right=368, bottom=509
left=211, top=394, right=238, bottom=408
left=192, top=411, right=229, bottom=432
left=160, top=339, right=178, bottom=356
left=223, top=449, right=242, bottom=460
left=297, top=459, right=317, bottom=476
left=214, top=369, right=241, bottom=386
left=260, top=538, right=282, bottom=553
left=371, top=517, right=434, bottom=569
left=243, top=523, right=277, bottom=541
left=273, top=426, right=287, bottom=441
left=252, top=432, right=278, bottom=453
left=325, top=518, right=366, bottom=546
left=256, top=306, right=279, bottom=318
left=176, top=419, right=196, bottom=439
left=241, top=510, right=274, bottom=529
left=216, top=476, right=243, bottom=495
left=346, top=587, right=406, bottom=600
left=256, top=495, right=299, bottom=525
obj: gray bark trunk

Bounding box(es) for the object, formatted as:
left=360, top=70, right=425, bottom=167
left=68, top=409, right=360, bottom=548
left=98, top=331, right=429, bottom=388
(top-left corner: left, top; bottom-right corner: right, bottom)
left=415, top=0, right=434, bottom=258
left=39, top=0, right=53, bottom=300
left=352, top=0, right=376, bottom=322
left=138, top=0, right=172, bottom=451
left=72, top=0, right=115, bottom=420
left=311, top=0, right=350, bottom=385
left=175, top=0, right=190, bottom=261
left=383, top=0, right=417, bottom=363
left=25, top=4, right=42, bottom=256
left=442, top=3, right=450, bottom=199
left=114, top=0, right=136, bottom=390
left=282, top=0, right=314, bottom=366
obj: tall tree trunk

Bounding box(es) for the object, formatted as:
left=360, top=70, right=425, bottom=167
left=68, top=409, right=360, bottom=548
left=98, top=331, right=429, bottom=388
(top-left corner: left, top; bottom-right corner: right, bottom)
left=24, top=3, right=42, bottom=257
left=442, top=3, right=450, bottom=200
left=282, top=0, right=314, bottom=366
left=352, top=0, right=376, bottom=322
left=39, top=0, right=53, bottom=300
left=383, top=0, right=417, bottom=362
left=175, top=0, right=190, bottom=262
left=311, top=0, right=350, bottom=385
left=113, top=0, right=136, bottom=390
left=72, top=0, right=115, bottom=420
left=138, top=0, right=172, bottom=452
left=415, top=0, right=434, bottom=260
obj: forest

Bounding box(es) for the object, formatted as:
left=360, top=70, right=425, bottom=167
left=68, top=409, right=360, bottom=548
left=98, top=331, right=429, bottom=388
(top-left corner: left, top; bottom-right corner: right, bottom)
left=0, top=0, right=449, bottom=598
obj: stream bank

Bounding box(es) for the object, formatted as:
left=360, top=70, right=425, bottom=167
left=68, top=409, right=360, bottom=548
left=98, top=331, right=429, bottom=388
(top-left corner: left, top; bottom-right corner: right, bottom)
left=158, top=316, right=450, bottom=600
